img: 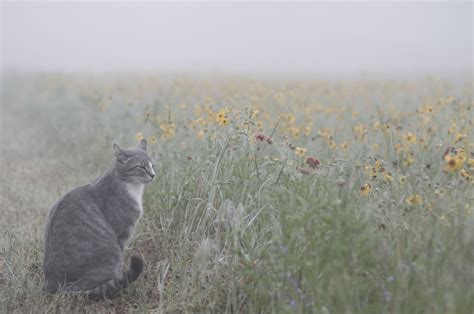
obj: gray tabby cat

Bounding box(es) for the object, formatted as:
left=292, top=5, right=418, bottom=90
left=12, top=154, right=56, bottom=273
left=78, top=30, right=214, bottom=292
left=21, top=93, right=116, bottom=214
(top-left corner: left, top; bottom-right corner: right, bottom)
left=43, top=139, right=155, bottom=299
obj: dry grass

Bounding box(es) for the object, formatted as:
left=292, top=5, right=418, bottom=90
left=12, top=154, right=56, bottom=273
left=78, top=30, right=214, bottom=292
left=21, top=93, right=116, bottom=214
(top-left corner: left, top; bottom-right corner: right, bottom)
left=1, top=72, right=473, bottom=313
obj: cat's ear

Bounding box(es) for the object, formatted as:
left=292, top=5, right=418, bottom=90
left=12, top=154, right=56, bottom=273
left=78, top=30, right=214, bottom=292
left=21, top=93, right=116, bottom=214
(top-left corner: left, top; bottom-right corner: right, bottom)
left=112, top=142, right=129, bottom=163
left=137, top=138, right=148, bottom=152
left=112, top=142, right=122, bottom=154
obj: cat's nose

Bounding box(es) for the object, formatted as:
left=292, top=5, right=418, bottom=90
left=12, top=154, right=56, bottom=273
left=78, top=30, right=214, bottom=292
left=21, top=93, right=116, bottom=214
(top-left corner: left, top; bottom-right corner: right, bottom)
left=150, top=173, right=155, bottom=179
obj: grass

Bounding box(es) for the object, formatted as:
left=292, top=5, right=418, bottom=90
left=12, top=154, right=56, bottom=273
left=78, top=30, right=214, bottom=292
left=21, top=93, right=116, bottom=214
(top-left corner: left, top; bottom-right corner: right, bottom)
left=0, top=72, right=473, bottom=313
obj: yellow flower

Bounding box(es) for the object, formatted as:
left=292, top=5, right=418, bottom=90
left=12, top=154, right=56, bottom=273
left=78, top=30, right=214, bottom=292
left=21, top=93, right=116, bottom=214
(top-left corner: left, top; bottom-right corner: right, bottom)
left=160, top=123, right=176, bottom=140
left=457, top=148, right=467, bottom=159
left=195, top=117, right=208, bottom=127
left=460, top=169, right=472, bottom=181
left=282, top=113, right=296, bottom=124
left=406, top=194, right=423, bottom=205
left=404, top=156, right=415, bottom=167
left=444, top=155, right=465, bottom=173
left=318, top=128, right=332, bottom=140
left=402, top=132, right=417, bottom=144
left=468, top=159, right=474, bottom=169
left=382, top=171, right=393, bottom=182
left=215, top=108, right=230, bottom=125
left=395, top=143, right=406, bottom=153
left=135, top=132, right=144, bottom=142
left=340, top=142, right=349, bottom=150
left=374, top=160, right=382, bottom=172
left=352, top=124, right=367, bottom=138
left=290, top=126, right=300, bottom=138
left=294, top=147, right=307, bottom=157
left=454, top=132, right=466, bottom=143
left=360, top=183, right=371, bottom=196
left=303, top=125, right=312, bottom=136
left=149, top=135, right=158, bottom=145
left=420, top=105, right=433, bottom=113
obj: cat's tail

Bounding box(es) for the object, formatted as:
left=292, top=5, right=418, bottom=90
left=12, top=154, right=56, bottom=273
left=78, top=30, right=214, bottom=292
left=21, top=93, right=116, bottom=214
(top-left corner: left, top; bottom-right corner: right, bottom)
left=85, top=255, right=145, bottom=300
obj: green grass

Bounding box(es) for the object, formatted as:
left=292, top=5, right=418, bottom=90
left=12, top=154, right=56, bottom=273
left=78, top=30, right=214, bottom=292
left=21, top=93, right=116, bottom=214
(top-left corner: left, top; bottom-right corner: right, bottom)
left=1, top=72, right=473, bottom=313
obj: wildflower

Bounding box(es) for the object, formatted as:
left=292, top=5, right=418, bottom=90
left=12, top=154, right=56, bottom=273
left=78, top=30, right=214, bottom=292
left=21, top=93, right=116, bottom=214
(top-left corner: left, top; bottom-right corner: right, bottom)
left=404, top=155, right=415, bottom=167
left=360, top=183, right=371, bottom=196
left=374, top=160, right=383, bottom=172
left=382, top=171, right=393, bottom=182
left=303, top=125, right=312, bottom=136
left=318, top=128, right=332, bottom=140
left=454, top=132, right=466, bottom=143
left=160, top=123, right=176, bottom=140
left=149, top=135, right=158, bottom=145
left=340, top=142, right=349, bottom=150
left=403, top=133, right=417, bottom=144
left=215, top=108, right=230, bottom=125
left=460, top=169, right=472, bottom=181
left=443, top=155, right=465, bottom=173
left=406, top=194, right=423, bottom=205
left=447, top=123, right=457, bottom=135
left=135, top=132, right=144, bottom=142
left=195, top=117, right=208, bottom=128
left=399, top=176, right=407, bottom=184
left=282, top=113, right=296, bottom=124
left=305, top=156, right=320, bottom=169
left=295, top=147, right=307, bottom=157
left=290, top=126, right=300, bottom=138
left=395, top=143, right=406, bottom=153
left=250, top=109, right=260, bottom=118
left=255, top=133, right=267, bottom=142
left=468, top=159, right=474, bottom=169
left=353, top=124, right=367, bottom=138
left=457, top=148, right=467, bottom=159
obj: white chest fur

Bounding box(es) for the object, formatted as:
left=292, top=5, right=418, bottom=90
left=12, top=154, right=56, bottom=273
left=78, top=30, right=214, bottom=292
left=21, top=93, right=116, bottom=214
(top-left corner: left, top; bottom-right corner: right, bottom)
left=126, top=183, right=144, bottom=215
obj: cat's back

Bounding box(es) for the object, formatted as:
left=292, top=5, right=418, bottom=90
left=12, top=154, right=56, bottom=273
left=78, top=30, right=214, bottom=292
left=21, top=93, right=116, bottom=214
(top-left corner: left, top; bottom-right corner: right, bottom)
left=47, top=184, right=99, bottom=224
left=44, top=182, right=115, bottom=264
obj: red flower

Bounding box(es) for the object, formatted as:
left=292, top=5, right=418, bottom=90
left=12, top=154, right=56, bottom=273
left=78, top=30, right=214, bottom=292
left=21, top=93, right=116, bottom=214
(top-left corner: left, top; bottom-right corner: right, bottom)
left=256, top=133, right=274, bottom=144
left=305, top=156, right=320, bottom=169
left=255, top=133, right=267, bottom=142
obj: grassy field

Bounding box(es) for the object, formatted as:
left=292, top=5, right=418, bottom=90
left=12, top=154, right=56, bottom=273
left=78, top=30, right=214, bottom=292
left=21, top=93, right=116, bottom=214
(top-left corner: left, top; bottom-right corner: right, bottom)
left=1, top=72, right=473, bottom=313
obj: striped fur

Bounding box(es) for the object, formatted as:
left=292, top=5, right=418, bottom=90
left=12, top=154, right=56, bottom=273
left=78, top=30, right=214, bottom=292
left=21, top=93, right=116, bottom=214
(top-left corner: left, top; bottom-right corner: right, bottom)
left=84, top=255, right=144, bottom=300
left=43, top=140, right=153, bottom=299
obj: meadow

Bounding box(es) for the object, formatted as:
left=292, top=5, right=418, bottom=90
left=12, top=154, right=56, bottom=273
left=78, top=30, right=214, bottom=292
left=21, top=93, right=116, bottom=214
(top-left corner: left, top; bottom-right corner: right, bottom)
left=0, top=72, right=473, bottom=313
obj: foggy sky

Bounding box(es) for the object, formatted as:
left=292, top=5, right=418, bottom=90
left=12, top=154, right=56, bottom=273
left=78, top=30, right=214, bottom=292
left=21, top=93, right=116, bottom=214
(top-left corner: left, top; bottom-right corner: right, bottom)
left=1, top=1, right=472, bottom=76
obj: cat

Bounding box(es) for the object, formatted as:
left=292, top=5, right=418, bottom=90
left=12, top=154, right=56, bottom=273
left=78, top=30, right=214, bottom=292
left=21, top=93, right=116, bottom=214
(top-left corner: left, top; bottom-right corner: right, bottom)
left=43, top=139, right=155, bottom=299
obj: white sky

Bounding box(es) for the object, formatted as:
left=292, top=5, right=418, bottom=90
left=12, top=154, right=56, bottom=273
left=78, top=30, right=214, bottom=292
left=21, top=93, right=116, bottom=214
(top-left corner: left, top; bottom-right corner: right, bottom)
left=1, top=1, right=472, bottom=76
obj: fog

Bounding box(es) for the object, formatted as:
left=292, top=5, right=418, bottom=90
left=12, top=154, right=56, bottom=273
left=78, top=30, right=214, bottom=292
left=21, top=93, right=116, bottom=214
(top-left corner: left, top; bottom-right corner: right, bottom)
left=1, top=1, right=472, bottom=77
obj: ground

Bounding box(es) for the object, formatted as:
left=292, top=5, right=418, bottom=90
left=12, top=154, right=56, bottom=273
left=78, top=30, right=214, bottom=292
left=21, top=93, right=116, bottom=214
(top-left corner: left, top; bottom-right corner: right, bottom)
left=0, top=73, right=473, bottom=313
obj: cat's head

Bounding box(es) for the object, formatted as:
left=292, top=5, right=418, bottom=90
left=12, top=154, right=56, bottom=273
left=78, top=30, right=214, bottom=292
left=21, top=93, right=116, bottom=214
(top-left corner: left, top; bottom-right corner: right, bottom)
left=112, top=139, right=155, bottom=184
